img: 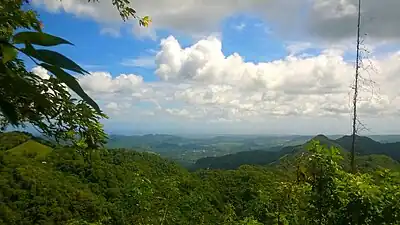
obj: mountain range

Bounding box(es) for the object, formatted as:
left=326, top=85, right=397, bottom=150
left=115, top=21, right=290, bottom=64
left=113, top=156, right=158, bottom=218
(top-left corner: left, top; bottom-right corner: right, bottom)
left=192, top=134, right=400, bottom=171
left=3, top=131, right=400, bottom=172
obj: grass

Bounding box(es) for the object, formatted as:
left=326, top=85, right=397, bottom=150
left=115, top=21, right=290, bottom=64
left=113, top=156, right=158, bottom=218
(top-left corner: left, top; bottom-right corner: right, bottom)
left=7, top=140, right=52, bottom=160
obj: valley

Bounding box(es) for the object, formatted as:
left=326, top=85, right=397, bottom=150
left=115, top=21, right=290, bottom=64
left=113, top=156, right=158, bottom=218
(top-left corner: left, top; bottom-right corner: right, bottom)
left=105, top=133, right=400, bottom=170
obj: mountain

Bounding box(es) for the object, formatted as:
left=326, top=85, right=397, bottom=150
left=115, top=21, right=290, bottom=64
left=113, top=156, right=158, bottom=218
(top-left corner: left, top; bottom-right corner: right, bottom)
left=7, top=140, right=53, bottom=160
left=0, top=131, right=54, bottom=161
left=192, top=150, right=281, bottom=170
left=335, top=135, right=400, bottom=160
left=0, top=131, right=32, bottom=150
left=193, top=134, right=400, bottom=171
left=368, top=135, right=400, bottom=143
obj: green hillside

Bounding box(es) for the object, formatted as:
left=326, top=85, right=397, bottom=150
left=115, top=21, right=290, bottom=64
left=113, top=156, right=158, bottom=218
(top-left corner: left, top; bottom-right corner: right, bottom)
left=105, top=134, right=318, bottom=165
left=0, top=131, right=32, bottom=151
left=193, top=135, right=400, bottom=171
left=0, top=136, right=399, bottom=224
left=7, top=140, right=53, bottom=160
left=335, top=135, right=400, bottom=160
left=192, top=150, right=281, bottom=170
left=0, top=131, right=400, bottom=224
left=192, top=135, right=337, bottom=170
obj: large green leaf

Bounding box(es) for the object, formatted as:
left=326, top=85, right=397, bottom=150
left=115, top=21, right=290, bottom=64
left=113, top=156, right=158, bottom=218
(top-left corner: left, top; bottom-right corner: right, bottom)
left=1, top=44, right=17, bottom=63
left=13, top=31, right=73, bottom=46
left=40, top=63, right=101, bottom=113
left=0, top=99, right=18, bottom=125
left=22, top=45, right=88, bottom=74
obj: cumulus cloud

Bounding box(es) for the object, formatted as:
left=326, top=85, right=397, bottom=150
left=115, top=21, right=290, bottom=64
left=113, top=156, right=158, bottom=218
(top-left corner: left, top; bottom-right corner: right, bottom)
left=155, top=36, right=353, bottom=95
left=78, top=72, right=143, bottom=94
left=32, top=66, right=50, bottom=80
left=32, top=0, right=400, bottom=43
left=28, top=30, right=400, bottom=133
left=28, top=36, right=400, bottom=133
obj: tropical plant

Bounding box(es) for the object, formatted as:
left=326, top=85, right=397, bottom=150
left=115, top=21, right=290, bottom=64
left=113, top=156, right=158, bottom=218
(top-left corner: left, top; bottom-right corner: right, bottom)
left=0, top=0, right=150, bottom=148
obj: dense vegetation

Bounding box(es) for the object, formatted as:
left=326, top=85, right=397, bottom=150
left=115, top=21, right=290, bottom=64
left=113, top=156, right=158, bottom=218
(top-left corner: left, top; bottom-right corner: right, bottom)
left=1, top=131, right=400, bottom=225
left=105, top=134, right=310, bottom=164
left=2, top=1, right=400, bottom=225
left=193, top=135, right=400, bottom=171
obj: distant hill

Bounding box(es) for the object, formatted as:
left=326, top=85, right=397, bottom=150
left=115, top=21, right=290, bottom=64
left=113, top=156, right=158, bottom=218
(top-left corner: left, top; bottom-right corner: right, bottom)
left=0, top=131, right=55, bottom=150
left=335, top=135, right=400, bottom=161
left=105, top=134, right=319, bottom=164
left=0, top=131, right=32, bottom=150
left=193, top=134, right=400, bottom=171
left=0, top=131, right=55, bottom=162
left=192, top=150, right=281, bottom=170
left=368, top=135, right=400, bottom=143
left=7, top=140, right=53, bottom=160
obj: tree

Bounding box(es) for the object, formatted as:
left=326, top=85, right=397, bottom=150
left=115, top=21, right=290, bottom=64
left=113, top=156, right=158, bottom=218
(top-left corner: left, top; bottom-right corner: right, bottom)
left=350, top=0, right=362, bottom=173
left=0, top=0, right=150, bottom=148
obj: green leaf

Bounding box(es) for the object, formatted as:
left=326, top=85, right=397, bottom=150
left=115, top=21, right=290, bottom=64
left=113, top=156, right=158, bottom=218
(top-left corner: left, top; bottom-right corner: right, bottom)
left=1, top=44, right=17, bottom=63
left=39, top=63, right=101, bottom=113
left=13, top=31, right=73, bottom=46
left=22, top=45, right=88, bottom=74
left=0, top=99, right=18, bottom=125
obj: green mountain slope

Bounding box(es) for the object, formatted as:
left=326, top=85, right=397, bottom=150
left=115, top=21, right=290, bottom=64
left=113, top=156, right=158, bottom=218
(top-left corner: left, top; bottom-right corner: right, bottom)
left=1, top=132, right=400, bottom=224
left=0, top=131, right=32, bottom=150
left=7, top=140, right=53, bottom=160
left=335, top=135, right=400, bottom=160
left=193, top=134, right=400, bottom=171
left=192, top=150, right=281, bottom=170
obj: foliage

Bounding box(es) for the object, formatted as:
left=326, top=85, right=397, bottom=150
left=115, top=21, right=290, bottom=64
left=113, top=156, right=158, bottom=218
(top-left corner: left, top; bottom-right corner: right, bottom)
left=0, top=131, right=32, bottom=150
left=1, top=134, right=400, bottom=224
left=0, top=0, right=153, bottom=149
left=7, top=139, right=52, bottom=160
left=1, top=1, right=399, bottom=225
left=87, top=0, right=151, bottom=25
left=0, top=0, right=111, bottom=148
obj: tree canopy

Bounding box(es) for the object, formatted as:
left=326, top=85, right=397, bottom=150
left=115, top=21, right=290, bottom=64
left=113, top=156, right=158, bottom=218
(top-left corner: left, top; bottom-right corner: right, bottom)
left=1, top=133, right=400, bottom=224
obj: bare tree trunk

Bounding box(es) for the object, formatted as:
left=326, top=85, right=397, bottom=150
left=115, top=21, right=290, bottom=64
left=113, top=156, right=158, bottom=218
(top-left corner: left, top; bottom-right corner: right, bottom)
left=351, top=0, right=362, bottom=173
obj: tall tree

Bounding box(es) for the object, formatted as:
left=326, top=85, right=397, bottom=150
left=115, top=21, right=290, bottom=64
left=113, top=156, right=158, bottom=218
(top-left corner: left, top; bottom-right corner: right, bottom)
left=350, top=0, right=362, bottom=173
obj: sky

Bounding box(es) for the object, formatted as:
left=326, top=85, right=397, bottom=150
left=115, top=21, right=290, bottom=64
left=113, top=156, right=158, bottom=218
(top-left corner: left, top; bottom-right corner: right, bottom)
left=25, top=0, right=400, bottom=135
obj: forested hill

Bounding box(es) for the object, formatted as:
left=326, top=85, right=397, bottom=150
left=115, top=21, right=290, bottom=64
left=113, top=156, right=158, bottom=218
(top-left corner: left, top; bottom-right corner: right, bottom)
left=0, top=131, right=56, bottom=150
left=1, top=131, right=400, bottom=224
left=336, top=135, right=400, bottom=160
left=193, top=134, right=400, bottom=170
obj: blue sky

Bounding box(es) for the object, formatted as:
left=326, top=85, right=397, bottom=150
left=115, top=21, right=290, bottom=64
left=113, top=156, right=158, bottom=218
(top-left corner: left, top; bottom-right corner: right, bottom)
left=25, top=0, right=400, bottom=135
left=31, top=8, right=291, bottom=79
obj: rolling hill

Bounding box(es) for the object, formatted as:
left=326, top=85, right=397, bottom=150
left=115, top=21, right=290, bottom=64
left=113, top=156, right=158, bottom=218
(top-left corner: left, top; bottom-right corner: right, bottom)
left=335, top=135, right=400, bottom=160
left=7, top=140, right=53, bottom=160
left=0, top=131, right=54, bottom=161
left=0, top=131, right=32, bottom=150
left=193, top=134, right=400, bottom=171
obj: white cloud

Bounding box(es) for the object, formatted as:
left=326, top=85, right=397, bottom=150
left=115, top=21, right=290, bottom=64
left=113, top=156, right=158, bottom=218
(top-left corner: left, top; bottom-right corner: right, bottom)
left=32, top=0, right=400, bottom=43
left=306, top=0, right=400, bottom=42
left=155, top=36, right=353, bottom=94
left=106, top=102, right=119, bottom=110
left=32, top=66, right=50, bottom=80
left=285, top=42, right=313, bottom=56
left=121, top=56, right=155, bottom=68
left=77, top=72, right=143, bottom=94
left=28, top=36, right=398, bottom=134
left=233, top=22, right=246, bottom=31
left=28, top=0, right=300, bottom=40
